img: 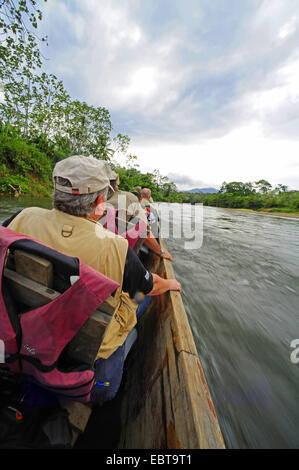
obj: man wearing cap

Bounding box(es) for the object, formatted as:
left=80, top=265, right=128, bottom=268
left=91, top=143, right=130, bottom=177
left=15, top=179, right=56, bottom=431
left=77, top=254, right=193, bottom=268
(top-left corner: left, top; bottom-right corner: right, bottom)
left=106, top=169, right=148, bottom=227
left=105, top=167, right=173, bottom=261
left=5, top=155, right=181, bottom=403
left=140, top=188, right=160, bottom=239
left=130, top=186, right=142, bottom=199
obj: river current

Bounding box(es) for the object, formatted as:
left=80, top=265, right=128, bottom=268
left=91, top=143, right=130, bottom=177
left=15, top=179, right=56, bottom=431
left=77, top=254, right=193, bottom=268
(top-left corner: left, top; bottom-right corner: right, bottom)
left=0, top=197, right=299, bottom=449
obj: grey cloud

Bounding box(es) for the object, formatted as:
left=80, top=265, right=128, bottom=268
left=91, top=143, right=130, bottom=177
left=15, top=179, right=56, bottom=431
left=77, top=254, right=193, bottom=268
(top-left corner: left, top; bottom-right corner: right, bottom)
left=167, top=172, right=218, bottom=190
left=39, top=0, right=299, bottom=145
left=111, top=0, right=299, bottom=144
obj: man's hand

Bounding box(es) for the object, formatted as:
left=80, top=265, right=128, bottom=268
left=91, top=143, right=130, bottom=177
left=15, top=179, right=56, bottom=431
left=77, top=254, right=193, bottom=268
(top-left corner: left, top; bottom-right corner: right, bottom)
left=145, top=233, right=173, bottom=262
left=161, top=250, right=173, bottom=262
left=168, top=279, right=182, bottom=292
left=148, top=274, right=182, bottom=296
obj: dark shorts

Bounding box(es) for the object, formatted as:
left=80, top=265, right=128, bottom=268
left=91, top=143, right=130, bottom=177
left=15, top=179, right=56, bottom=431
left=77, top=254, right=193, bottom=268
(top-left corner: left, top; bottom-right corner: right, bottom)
left=91, top=296, right=152, bottom=404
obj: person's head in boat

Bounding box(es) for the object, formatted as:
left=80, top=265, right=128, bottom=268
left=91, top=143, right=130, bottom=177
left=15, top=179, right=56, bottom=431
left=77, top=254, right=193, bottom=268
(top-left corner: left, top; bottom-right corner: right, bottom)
left=103, top=162, right=120, bottom=193
left=130, top=186, right=142, bottom=200
left=141, top=188, right=151, bottom=202
left=52, top=155, right=113, bottom=220
left=100, top=161, right=121, bottom=194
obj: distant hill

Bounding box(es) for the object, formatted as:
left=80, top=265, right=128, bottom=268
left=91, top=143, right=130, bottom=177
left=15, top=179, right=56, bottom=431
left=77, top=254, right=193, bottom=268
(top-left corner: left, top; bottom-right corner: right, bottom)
left=184, top=187, right=218, bottom=194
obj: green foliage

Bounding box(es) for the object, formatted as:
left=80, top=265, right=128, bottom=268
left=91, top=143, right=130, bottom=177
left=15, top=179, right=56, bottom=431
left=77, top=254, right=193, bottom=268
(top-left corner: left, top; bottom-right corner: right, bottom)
left=177, top=181, right=299, bottom=214
left=0, top=131, right=53, bottom=195
left=0, top=133, right=51, bottom=179
left=219, top=181, right=255, bottom=196
left=0, top=126, right=298, bottom=215
left=0, top=2, right=128, bottom=161
left=0, top=170, right=29, bottom=194
left=113, top=164, right=178, bottom=202
left=0, top=64, right=129, bottom=160
left=254, top=179, right=272, bottom=194
left=0, top=1, right=47, bottom=126
left=0, top=0, right=47, bottom=68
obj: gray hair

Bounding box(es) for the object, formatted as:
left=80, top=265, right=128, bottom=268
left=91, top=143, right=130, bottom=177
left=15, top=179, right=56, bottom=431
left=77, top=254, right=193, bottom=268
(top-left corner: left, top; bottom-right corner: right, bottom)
left=53, top=177, right=109, bottom=217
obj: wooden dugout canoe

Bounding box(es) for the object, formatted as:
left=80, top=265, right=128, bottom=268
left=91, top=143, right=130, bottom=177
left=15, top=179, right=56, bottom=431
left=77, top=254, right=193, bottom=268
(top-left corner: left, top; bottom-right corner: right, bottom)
left=77, top=238, right=225, bottom=450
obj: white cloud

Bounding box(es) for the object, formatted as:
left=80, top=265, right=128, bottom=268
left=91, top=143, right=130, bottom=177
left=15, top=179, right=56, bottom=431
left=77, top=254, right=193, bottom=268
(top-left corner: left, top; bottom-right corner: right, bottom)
left=122, top=67, right=157, bottom=98
left=236, top=52, right=299, bottom=139
left=41, top=0, right=187, bottom=114
left=278, top=16, right=297, bottom=39
left=85, top=1, right=143, bottom=50
left=251, top=0, right=293, bottom=31
left=259, top=57, right=299, bottom=110
left=129, top=121, right=299, bottom=189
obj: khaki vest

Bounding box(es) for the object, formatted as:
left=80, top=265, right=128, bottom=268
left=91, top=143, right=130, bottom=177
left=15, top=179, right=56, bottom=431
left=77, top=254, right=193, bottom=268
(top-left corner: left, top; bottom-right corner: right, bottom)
left=7, top=207, right=138, bottom=359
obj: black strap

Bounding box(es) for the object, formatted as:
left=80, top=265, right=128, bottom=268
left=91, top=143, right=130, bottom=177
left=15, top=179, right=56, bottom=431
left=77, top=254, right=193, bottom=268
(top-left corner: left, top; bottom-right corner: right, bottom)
left=2, top=210, right=23, bottom=228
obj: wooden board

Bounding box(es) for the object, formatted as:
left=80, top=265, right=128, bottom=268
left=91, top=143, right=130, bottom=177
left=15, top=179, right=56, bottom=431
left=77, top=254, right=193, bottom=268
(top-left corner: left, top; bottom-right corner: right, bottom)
left=14, top=249, right=53, bottom=287
left=59, top=400, right=92, bottom=447
left=4, top=267, right=60, bottom=307
left=67, top=309, right=111, bottom=366
left=97, top=301, right=114, bottom=316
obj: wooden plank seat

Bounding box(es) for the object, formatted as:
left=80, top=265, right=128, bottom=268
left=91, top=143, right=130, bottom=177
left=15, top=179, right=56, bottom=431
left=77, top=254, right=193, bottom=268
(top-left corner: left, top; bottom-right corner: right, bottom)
left=3, top=249, right=115, bottom=445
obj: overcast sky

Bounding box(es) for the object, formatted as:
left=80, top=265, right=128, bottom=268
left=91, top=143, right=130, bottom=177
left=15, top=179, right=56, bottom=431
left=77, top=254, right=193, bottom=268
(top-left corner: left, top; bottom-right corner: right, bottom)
left=38, top=0, right=299, bottom=190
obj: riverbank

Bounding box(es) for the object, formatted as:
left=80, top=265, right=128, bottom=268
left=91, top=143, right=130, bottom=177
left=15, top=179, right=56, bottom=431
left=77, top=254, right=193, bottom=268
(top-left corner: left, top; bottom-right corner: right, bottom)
left=220, top=207, right=299, bottom=218
left=2, top=193, right=299, bottom=219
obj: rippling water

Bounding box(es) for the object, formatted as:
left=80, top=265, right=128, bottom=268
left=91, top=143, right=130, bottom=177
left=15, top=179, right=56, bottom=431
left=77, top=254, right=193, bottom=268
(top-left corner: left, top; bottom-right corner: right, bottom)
left=1, top=197, right=299, bottom=449
left=162, top=203, right=299, bottom=449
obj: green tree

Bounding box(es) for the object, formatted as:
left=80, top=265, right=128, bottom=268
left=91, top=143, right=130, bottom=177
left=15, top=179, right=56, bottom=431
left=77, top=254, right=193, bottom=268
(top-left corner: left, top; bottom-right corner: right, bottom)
left=0, top=0, right=47, bottom=65
left=0, top=1, right=48, bottom=133
left=55, top=100, right=129, bottom=160
left=254, top=179, right=272, bottom=194
left=275, top=184, right=288, bottom=194
left=219, top=181, right=254, bottom=196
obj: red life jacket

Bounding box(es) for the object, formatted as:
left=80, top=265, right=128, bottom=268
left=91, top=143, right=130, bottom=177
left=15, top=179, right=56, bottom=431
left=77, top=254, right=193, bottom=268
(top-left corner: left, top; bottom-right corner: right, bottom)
left=103, top=207, right=147, bottom=249
left=0, top=226, right=119, bottom=402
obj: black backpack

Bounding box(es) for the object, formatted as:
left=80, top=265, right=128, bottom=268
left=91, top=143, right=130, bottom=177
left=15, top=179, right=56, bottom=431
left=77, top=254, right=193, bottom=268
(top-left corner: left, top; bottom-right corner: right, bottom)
left=0, top=369, right=73, bottom=449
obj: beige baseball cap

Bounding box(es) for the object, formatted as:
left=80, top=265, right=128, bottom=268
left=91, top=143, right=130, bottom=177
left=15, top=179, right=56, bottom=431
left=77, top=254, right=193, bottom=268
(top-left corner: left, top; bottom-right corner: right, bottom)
left=53, top=155, right=113, bottom=195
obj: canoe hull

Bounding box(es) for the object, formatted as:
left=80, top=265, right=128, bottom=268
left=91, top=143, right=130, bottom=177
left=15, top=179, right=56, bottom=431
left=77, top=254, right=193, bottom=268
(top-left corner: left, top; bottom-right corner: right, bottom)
left=117, top=240, right=225, bottom=449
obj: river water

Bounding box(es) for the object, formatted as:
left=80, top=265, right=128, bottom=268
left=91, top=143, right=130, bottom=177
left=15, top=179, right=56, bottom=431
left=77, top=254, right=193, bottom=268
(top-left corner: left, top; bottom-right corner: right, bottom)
left=1, top=196, right=299, bottom=449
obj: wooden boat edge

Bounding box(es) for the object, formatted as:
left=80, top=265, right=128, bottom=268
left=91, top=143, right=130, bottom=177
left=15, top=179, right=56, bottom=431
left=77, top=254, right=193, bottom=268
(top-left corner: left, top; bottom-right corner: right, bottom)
left=158, top=238, right=225, bottom=449
left=115, top=238, right=225, bottom=449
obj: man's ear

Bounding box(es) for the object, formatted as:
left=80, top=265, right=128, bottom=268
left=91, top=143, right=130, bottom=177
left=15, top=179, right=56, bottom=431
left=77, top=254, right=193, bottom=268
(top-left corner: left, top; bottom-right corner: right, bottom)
left=95, top=194, right=104, bottom=206
left=94, top=194, right=106, bottom=217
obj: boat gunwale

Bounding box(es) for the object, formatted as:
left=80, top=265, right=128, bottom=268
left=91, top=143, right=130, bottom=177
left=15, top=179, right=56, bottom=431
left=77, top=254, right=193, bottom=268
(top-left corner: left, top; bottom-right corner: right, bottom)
left=115, top=238, right=225, bottom=449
